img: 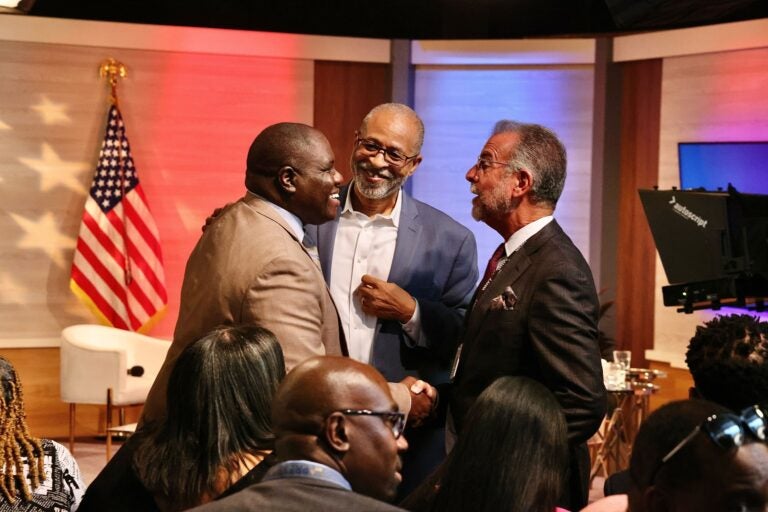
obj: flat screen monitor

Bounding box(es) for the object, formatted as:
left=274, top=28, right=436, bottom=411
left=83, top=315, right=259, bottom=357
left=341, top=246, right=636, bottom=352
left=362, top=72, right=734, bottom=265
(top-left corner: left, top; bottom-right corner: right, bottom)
left=679, top=142, right=768, bottom=194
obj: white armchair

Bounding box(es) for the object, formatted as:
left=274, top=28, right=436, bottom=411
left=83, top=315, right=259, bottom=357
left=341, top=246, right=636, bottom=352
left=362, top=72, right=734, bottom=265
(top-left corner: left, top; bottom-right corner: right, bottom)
left=60, top=324, right=170, bottom=455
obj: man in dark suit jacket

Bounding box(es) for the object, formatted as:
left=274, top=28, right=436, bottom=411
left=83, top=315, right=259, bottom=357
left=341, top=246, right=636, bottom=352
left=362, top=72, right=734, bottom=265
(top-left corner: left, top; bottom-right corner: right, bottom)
left=450, top=120, right=606, bottom=510
left=304, top=103, right=478, bottom=495
left=189, top=356, right=408, bottom=512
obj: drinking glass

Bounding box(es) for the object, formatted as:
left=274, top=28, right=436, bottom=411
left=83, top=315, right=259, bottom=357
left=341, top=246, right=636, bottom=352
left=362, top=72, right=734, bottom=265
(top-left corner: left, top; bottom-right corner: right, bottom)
left=613, top=350, right=632, bottom=371
left=604, top=362, right=626, bottom=391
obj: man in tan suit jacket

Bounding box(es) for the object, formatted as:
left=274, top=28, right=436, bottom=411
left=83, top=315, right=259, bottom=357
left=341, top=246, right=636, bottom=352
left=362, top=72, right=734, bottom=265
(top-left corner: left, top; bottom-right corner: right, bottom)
left=142, top=122, right=345, bottom=423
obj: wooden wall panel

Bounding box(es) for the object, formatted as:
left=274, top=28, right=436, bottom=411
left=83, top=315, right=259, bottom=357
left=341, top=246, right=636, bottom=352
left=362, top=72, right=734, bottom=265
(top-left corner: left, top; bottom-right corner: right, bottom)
left=313, top=61, right=392, bottom=183
left=648, top=361, right=694, bottom=412
left=614, top=59, right=662, bottom=367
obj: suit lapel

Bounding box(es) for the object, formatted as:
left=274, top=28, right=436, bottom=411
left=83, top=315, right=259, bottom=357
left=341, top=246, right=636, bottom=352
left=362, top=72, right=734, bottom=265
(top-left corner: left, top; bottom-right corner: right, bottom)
left=243, top=193, right=323, bottom=273
left=387, top=192, right=421, bottom=286
left=463, top=220, right=562, bottom=341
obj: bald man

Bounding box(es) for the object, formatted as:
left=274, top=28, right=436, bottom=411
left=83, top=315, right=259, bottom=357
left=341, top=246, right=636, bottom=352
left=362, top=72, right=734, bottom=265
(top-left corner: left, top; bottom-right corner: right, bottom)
left=190, top=356, right=408, bottom=511
left=142, top=122, right=345, bottom=424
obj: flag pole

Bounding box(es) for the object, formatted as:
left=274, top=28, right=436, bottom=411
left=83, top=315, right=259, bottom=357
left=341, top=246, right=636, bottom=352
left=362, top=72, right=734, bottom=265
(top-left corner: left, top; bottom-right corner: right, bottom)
left=99, top=58, right=133, bottom=286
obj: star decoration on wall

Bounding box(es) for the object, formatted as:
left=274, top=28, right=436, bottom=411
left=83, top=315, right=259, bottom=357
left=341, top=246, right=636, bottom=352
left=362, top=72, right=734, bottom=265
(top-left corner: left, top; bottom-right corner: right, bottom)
left=19, top=143, right=89, bottom=194
left=0, top=271, right=26, bottom=305
left=10, top=212, right=77, bottom=268
left=31, top=95, right=71, bottom=125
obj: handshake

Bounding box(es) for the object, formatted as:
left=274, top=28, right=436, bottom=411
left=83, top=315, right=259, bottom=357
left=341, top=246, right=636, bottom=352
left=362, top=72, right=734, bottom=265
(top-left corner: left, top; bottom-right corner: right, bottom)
left=398, top=376, right=438, bottom=428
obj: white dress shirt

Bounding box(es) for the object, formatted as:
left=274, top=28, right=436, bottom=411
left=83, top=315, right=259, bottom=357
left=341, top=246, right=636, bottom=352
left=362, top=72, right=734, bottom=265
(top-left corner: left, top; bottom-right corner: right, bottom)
left=503, top=215, right=554, bottom=257
left=330, top=185, right=422, bottom=363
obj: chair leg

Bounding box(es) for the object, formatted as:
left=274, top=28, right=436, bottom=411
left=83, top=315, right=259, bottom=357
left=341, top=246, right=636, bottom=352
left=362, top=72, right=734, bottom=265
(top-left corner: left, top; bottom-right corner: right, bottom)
left=68, top=403, right=76, bottom=455
left=106, top=388, right=113, bottom=462
left=119, top=406, right=126, bottom=426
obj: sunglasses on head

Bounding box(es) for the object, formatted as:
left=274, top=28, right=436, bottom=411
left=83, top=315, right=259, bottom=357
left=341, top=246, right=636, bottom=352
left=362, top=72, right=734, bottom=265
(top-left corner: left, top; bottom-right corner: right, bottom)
left=649, top=405, right=767, bottom=483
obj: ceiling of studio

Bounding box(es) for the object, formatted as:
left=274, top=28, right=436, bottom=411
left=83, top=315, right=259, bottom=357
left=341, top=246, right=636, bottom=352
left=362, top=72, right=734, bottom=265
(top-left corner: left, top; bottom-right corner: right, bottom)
left=25, top=0, right=768, bottom=40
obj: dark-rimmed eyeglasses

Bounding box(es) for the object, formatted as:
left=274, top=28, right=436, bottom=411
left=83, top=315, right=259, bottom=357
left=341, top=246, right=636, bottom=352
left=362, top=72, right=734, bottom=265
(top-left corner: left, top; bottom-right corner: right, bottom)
left=650, top=405, right=767, bottom=483
left=337, top=409, right=406, bottom=439
left=355, top=137, right=419, bottom=167
left=473, top=157, right=515, bottom=172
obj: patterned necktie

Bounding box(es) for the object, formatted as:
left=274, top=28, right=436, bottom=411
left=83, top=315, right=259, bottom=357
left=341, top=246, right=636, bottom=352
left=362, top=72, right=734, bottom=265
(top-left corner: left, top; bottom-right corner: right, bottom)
left=480, top=243, right=506, bottom=290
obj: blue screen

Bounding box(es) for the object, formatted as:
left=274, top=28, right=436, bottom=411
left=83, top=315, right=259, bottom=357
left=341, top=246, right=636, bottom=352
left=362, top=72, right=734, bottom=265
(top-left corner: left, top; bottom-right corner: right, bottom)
left=679, top=142, right=768, bottom=194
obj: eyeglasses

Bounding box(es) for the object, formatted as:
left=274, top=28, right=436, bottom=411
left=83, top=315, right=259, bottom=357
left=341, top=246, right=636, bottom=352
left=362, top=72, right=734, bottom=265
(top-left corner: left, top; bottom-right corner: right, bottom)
left=355, top=136, right=418, bottom=167
left=474, top=157, right=514, bottom=172
left=650, top=405, right=767, bottom=482
left=337, top=409, right=406, bottom=439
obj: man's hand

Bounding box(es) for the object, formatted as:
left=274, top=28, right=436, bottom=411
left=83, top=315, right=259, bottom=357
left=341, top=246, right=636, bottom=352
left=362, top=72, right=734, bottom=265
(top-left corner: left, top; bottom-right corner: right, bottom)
left=356, top=274, right=417, bottom=323
left=400, top=376, right=437, bottom=428
left=201, top=203, right=233, bottom=232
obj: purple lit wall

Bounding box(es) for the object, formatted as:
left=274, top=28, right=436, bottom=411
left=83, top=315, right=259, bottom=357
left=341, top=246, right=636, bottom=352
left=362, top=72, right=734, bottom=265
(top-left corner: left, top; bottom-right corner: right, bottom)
left=411, top=66, right=595, bottom=274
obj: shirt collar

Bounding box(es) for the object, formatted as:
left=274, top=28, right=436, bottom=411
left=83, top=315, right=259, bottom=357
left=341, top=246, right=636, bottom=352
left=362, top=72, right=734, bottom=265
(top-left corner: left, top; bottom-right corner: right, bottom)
left=503, top=215, right=554, bottom=256
left=246, top=190, right=304, bottom=241
left=262, top=460, right=352, bottom=491
left=342, top=182, right=401, bottom=228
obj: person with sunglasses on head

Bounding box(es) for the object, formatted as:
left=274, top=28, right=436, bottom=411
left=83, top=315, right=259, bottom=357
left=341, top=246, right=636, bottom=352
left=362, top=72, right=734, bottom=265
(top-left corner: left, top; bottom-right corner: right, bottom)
left=304, top=103, right=478, bottom=496
left=626, top=399, right=768, bottom=512
left=189, top=356, right=409, bottom=512
left=598, top=313, right=768, bottom=505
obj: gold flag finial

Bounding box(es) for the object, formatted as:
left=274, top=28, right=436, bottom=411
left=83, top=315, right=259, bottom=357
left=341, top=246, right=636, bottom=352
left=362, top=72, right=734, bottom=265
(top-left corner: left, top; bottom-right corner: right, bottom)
left=99, top=58, right=128, bottom=106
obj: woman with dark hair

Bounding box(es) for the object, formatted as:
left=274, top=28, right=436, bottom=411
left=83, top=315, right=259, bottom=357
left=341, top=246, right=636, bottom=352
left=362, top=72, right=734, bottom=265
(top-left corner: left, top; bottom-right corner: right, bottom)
left=80, top=324, right=285, bottom=511
left=403, top=376, right=569, bottom=512
left=0, top=356, right=85, bottom=510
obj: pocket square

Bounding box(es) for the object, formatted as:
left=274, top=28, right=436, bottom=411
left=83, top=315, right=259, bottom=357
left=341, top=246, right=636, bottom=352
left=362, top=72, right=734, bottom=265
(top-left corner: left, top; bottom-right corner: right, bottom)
left=489, top=286, right=518, bottom=311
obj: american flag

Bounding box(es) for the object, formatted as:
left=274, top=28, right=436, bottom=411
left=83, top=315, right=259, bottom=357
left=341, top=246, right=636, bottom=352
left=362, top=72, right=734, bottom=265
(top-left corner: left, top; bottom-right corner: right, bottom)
left=70, top=105, right=167, bottom=332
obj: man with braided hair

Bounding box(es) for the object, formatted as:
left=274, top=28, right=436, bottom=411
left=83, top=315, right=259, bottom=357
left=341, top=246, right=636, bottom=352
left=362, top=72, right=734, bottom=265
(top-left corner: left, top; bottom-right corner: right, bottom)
left=0, top=357, right=85, bottom=510
left=686, top=313, right=768, bottom=411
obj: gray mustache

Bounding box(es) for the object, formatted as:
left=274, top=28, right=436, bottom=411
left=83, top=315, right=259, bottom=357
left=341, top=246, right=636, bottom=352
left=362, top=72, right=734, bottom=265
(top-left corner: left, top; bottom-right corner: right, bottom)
left=357, top=163, right=395, bottom=180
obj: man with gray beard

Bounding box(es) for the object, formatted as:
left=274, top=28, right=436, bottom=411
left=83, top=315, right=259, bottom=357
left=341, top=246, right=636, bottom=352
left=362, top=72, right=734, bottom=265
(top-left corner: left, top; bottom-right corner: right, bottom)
left=304, top=103, right=478, bottom=495
left=449, top=120, right=605, bottom=510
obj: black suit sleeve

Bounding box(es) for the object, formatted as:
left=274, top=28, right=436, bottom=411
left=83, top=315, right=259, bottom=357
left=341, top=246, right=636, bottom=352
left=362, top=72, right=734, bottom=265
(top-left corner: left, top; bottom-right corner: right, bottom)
left=527, top=258, right=606, bottom=445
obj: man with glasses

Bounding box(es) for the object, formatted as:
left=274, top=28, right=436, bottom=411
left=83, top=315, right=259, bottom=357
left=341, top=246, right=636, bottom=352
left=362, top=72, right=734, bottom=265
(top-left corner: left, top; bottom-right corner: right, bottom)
left=628, top=399, right=768, bottom=512
left=143, top=123, right=346, bottom=424
left=449, top=120, right=606, bottom=509
left=304, top=103, right=478, bottom=494
left=191, top=356, right=409, bottom=511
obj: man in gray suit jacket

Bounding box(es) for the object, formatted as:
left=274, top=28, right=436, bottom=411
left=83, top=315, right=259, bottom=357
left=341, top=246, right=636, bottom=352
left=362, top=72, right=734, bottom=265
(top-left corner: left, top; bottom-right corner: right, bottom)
left=143, top=122, right=345, bottom=424
left=304, top=104, right=478, bottom=494
left=190, top=356, right=408, bottom=512
left=451, top=121, right=606, bottom=510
